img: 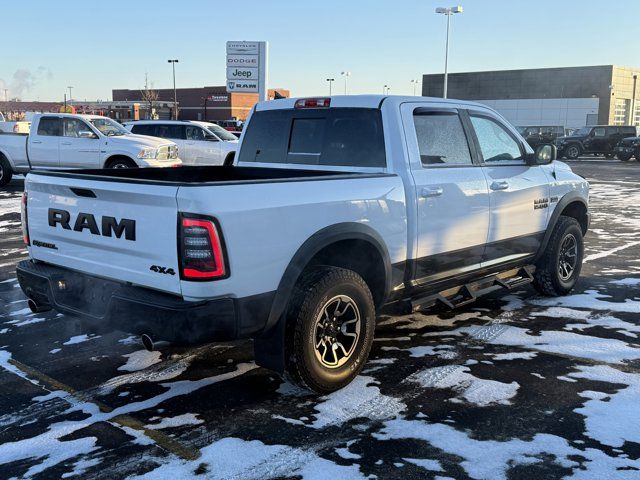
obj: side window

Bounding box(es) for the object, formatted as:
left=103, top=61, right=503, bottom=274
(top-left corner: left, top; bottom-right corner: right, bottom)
left=413, top=111, right=472, bottom=166
left=131, top=124, right=150, bottom=135
left=470, top=114, right=523, bottom=163
left=525, top=127, right=540, bottom=136
left=186, top=126, right=206, bottom=141
left=593, top=127, right=606, bottom=137
left=605, top=127, right=618, bottom=136
left=63, top=118, right=93, bottom=138
left=156, top=124, right=184, bottom=140
left=36, top=117, right=62, bottom=137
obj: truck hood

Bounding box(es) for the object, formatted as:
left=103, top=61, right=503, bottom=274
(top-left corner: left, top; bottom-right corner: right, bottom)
left=107, top=134, right=176, bottom=148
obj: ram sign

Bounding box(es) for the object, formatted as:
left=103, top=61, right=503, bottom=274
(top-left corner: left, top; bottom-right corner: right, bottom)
left=226, top=41, right=268, bottom=100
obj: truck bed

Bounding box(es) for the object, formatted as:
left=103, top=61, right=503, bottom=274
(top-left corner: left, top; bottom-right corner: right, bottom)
left=31, top=165, right=386, bottom=185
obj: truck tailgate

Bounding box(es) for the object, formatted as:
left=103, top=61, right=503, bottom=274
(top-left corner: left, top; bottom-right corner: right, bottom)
left=25, top=173, right=182, bottom=295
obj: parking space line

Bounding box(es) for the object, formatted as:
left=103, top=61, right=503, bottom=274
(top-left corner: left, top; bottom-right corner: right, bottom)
left=7, top=357, right=201, bottom=461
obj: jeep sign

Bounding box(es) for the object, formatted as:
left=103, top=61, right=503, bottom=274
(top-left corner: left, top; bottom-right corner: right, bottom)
left=226, top=67, right=259, bottom=80
left=226, top=41, right=268, bottom=100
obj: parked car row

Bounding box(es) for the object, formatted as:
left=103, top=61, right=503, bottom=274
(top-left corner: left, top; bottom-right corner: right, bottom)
left=517, top=124, right=640, bottom=162
left=0, top=115, right=241, bottom=186
left=124, top=120, right=238, bottom=166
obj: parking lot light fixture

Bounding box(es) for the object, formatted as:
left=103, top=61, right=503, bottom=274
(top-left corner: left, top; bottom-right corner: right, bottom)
left=435, top=5, right=463, bottom=99
left=67, top=86, right=73, bottom=102
left=326, top=78, right=335, bottom=96
left=341, top=71, right=351, bottom=95
left=411, top=79, right=420, bottom=96
left=168, top=59, right=179, bottom=119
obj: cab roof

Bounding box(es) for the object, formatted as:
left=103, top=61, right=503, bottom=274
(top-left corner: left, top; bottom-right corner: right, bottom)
left=254, top=94, right=489, bottom=111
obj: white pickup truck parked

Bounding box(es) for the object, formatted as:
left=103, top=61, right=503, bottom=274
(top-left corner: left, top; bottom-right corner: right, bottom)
left=123, top=120, right=238, bottom=166
left=0, top=113, right=180, bottom=186
left=17, top=96, right=589, bottom=392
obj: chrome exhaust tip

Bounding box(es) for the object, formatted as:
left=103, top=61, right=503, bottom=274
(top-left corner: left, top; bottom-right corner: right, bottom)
left=27, top=298, right=52, bottom=314
left=141, top=334, right=154, bottom=351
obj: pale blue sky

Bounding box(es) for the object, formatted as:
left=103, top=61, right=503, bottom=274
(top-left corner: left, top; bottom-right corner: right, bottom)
left=2, top=0, right=639, bottom=101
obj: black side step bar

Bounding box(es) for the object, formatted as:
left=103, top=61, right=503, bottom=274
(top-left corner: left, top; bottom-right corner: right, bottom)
left=409, top=265, right=535, bottom=312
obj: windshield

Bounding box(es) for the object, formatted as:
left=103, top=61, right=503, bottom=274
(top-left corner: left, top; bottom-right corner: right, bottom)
left=572, top=127, right=592, bottom=136
left=89, top=117, right=128, bottom=136
left=203, top=123, right=238, bottom=141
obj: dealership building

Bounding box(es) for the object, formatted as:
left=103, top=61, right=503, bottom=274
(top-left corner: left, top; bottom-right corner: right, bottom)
left=112, top=86, right=289, bottom=122
left=422, top=65, right=640, bottom=128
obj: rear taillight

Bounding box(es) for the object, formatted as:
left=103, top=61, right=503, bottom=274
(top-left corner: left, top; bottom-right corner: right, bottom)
left=21, top=192, right=29, bottom=246
left=178, top=214, right=228, bottom=280
left=295, top=98, right=331, bottom=109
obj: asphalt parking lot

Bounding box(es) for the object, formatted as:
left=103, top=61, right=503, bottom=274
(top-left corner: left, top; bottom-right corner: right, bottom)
left=1, top=158, right=639, bottom=479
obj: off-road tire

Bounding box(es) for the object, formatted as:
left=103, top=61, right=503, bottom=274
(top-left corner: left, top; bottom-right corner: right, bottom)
left=565, top=144, right=581, bottom=160
left=533, top=216, right=584, bottom=296
left=0, top=155, right=13, bottom=187
left=106, top=157, right=137, bottom=169
left=284, top=267, right=375, bottom=393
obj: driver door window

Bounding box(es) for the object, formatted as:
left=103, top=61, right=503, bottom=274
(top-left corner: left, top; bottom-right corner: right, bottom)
left=63, top=118, right=94, bottom=138
left=470, top=114, right=524, bottom=164
left=186, top=126, right=206, bottom=141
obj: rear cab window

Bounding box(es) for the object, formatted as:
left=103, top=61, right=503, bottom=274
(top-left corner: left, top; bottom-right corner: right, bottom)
left=36, top=117, right=62, bottom=136
left=238, top=108, right=386, bottom=169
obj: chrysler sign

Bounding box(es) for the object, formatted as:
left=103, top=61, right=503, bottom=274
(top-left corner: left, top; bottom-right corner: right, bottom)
left=226, top=41, right=268, bottom=99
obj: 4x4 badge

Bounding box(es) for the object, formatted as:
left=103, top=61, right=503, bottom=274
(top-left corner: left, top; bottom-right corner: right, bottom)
left=150, top=265, right=176, bottom=275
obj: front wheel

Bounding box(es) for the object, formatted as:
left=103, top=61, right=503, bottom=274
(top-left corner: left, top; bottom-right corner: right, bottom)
left=533, top=216, right=584, bottom=296
left=565, top=144, right=581, bottom=160
left=618, top=153, right=632, bottom=162
left=0, top=156, right=13, bottom=187
left=106, top=157, right=137, bottom=169
left=284, top=267, right=375, bottom=393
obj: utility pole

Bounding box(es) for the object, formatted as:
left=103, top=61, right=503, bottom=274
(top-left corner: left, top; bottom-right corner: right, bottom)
left=67, top=86, right=73, bottom=102
left=167, top=59, right=179, bottom=119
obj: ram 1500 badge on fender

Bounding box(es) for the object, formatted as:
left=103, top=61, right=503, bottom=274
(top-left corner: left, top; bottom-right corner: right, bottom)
left=16, top=95, right=589, bottom=393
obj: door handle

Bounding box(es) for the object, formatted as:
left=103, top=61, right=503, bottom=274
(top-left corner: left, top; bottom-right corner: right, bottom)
left=490, top=181, right=509, bottom=191
left=420, top=187, right=444, bottom=198
left=31, top=140, right=42, bottom=144
left=61, top=141, right=71, bottom=145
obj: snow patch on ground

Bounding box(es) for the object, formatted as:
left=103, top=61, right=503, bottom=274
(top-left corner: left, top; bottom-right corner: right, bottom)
left=407, top=345, right=457, bottom=359
left=146, top=413, right=203, bottom=430
left=473, top=325, right=640, bottom=364
left=529, top=289, right=640, bottom=314
left=63, top=334, right=100, bottom=345
left=118, top=349, right=162, bottom=372
left=408, top=366, right=519, bottom=406
left=128, top=437, right=366, bottom=480
left=489, top=352, right=537, bottom=361
left=568, top=365, right=640, bottom=448
left=375, top=418, right=640, bottom=480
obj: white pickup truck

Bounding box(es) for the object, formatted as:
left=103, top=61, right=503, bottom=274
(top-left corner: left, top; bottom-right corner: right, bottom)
left=123, top=120, right=238, bottom=166
left=16, top=96, right=589, bottom=392
left=0, top=113, right=180, bottom=186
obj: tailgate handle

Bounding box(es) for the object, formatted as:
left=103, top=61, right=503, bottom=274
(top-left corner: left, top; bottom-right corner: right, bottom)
left=70, top=187, right=97, bottom=198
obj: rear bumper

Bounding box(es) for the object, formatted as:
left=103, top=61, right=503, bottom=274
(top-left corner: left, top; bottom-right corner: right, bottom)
left=16, top=260, right=273, bottom=344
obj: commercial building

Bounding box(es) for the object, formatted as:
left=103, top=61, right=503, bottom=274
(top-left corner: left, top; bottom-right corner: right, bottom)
left=112, top=86, right=290, bottom=122
left=422, top=65, right=640, bottom=128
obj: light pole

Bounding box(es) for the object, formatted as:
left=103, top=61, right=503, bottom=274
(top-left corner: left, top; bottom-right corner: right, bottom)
left=383, top=85, right=388, bottom=94
left=411, top=79, right=420, bottom=96
left=167, top=59, right=179, bottom=119
left=326, top=78, right=335, bottom=96
left=67, top=86, right=73, bottom=102
left=435, top=6, right=463, bottom=99
left=3, top=89, right=7, bottom=102
left=341, top=71, right=351, bottom=95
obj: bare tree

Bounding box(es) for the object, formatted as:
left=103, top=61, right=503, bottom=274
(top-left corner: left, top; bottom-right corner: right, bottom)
left=140, top=73, right=159, bottom=119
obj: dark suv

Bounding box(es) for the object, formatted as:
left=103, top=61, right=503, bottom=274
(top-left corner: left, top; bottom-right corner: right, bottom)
left=556, top=125, right=638, bottom=159
left=517, top=125, right=565, bottom=149
left=615, top=135, right=640, bottom=162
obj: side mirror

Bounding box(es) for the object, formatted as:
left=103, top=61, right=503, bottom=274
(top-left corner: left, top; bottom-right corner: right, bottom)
left=530, top=144, right=556, bottom=165
left=78, top=130, right=97, bottom=139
